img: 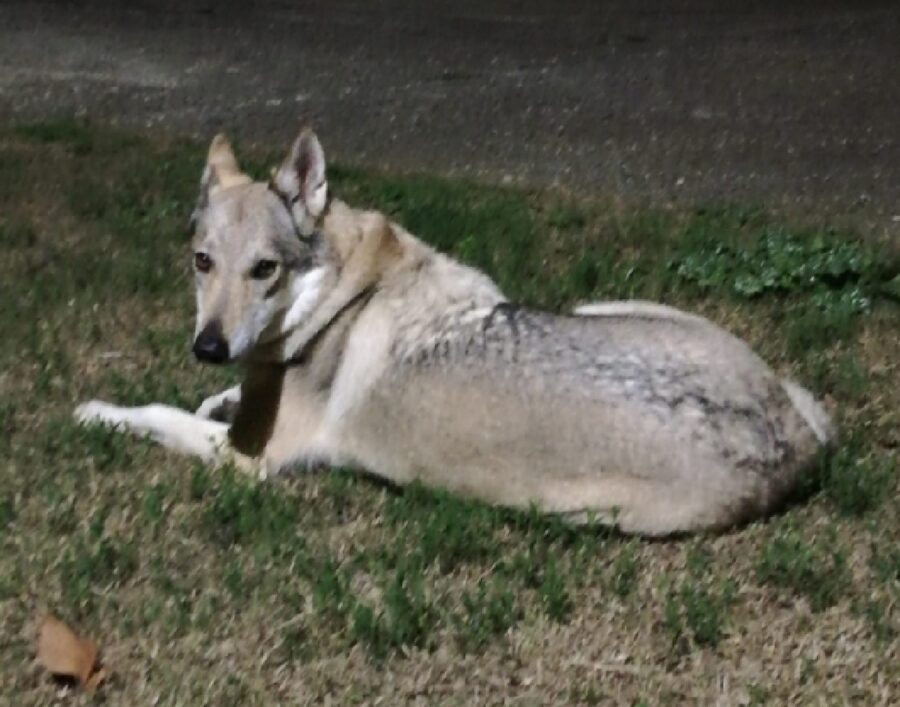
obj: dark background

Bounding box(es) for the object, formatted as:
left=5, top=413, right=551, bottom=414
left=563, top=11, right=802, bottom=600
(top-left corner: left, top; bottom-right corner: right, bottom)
left=1, top=0, right=898, bottom=236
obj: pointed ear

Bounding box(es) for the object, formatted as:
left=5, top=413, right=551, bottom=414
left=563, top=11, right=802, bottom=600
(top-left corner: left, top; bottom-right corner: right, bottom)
left=272, top=129, right=328, bottom=235
left=190, top=134, right=251, bottom=232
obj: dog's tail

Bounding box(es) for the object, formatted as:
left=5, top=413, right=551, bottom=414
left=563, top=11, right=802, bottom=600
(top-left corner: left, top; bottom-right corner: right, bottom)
left=573, top=300, right=708, bottom=324
left=781, top=379, right=833, bottom=445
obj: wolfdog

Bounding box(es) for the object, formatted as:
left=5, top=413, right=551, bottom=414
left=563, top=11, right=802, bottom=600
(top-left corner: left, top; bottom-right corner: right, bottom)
left=75, top=130, right=833, bottom=535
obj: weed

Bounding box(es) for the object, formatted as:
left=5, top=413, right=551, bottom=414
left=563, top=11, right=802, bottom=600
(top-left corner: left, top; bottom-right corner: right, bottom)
left=0, top=494, right=15, bottom=531
left=0, top=403, right=13, bottom=451
left=142, top=482, right=169, bottom=525
left=569, top=684, right=608, bottom=706
left=220, top=674, right=252, bottom=706
left=746, top=683, right=770, bottom=706
left=686, top=542, right=713, bottom=579
left=311, top=558, right=355, bottom=622
left=757, top=525, right=849, bottom=611
left=350, top=558, right=437, bottom=658
left=202, top=468, right=300, bottom=553
left=189, top=464, right=213, bottom=501
left=663, top=577, right=734, bottom=648
left=223, top=560, right=245, bottom=599
left=0, top=562, right=20, bottom=601
left=537, top=556, right=573, bottom=622
left=870, top=544, right=900, bottom=587
left=108, top=366, right=207, bottom=409
left=60, top=535, right=139, bottom=614
left=502, top=548, right=543, bottom=590
left=0, top=219, right=38, bottom=248
left=453, top=577, right=521, bottom=652
left=783, top=290, right=867, bottom=356
left=0, top=152, right=30, bottom=205
left=546, top=204, right=588, bottom=231
left=42, top=417, right=135, bottom=473
left=681, top=580, right=734, bottom=646
left=147, top=562, right=195, bottom=636
left=384, top=483, right=501, bottom=573
left=44, top=488, right=78, bottom=534
left=856, top=597, right=896, bottom=644
left=670, top=226, right=895, bottom=354
left=566, top=254, right=603, bottom=300
left=880, top=273, right=900, bottom=301
left=803, top=350, right=869, bottom=402
left=277, top=621, right=310, bottom=662
left=671, top=228, right=879, bottom=300
left=611, top=541, right=640, bottom=598
left=349, top=603, right=382, bottom=654
left=321, top=468, right=364, bottom=519
left=379, top=561, right=436, bottom=649
left=820, top=436, right=895, bottom=516
left=14, top=118, right=95, bottom=154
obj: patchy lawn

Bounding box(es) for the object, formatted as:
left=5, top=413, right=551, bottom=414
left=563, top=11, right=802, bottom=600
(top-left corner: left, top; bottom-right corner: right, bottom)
left=0, top=120, right=897, bottom=705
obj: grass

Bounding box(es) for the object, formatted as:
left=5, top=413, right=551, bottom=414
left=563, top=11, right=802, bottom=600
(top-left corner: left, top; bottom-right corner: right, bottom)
left=756, top=523, right=851, bottom=612
left=0, top=119, right=898, bottom=704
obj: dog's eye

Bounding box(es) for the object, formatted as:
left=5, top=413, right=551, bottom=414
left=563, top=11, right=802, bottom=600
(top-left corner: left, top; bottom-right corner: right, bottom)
left=194, top=252, right=212, bottom=273
left=250, top=259, right=278, bottom=280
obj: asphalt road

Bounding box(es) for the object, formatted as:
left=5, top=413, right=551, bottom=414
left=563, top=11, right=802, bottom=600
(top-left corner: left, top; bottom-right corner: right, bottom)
left=1, top=0, right=898, bottom=236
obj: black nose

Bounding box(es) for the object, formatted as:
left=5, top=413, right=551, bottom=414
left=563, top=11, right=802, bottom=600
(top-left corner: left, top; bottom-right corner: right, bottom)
left=193, top=322, right=230, bottom=364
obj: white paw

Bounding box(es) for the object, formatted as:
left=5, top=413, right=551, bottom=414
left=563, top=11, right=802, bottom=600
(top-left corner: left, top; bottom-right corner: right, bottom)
left=195, top=394, right=229, bottom=420
left=195, top=397, right=218, bottom=419
left=195, top=387, right=240, bottom=421
left=74, top=400, right=125, bottom=428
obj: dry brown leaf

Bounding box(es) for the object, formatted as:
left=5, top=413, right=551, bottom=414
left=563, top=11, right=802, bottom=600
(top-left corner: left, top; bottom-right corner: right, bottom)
left=84, top=667, right=108, bottom=693
left=36, top=615, right=100, bottom=688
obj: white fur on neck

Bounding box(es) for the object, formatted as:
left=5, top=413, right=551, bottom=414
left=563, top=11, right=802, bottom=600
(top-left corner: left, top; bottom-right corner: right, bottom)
left=281, top=266, right=328, bottom=333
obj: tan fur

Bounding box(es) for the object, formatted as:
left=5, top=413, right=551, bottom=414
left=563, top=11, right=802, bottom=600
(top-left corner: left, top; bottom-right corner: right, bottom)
left=75, top=129, right=834, bottom=535
left=276, top=204, right=406, bottom=361
left=206, top=134, right=252, bottom=191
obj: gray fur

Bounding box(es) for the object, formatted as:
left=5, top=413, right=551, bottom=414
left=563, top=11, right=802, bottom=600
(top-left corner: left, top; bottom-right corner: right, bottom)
left=75, top=130, right=834, bottom=536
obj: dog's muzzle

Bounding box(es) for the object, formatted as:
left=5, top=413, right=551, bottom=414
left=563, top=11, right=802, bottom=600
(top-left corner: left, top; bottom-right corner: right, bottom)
left=193, top=322, right=230, bottom=364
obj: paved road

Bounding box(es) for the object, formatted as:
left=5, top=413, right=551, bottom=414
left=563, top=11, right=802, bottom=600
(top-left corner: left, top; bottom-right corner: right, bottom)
left=1, top=0, right=898, bottom=236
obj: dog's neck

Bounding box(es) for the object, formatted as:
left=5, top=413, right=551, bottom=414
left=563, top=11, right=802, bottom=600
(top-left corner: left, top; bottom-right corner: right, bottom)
left=282, top=283, right=376, bottom=366
left=249, top=198, right=403, bottom=367
left=246, top=270, right=376, bottom=368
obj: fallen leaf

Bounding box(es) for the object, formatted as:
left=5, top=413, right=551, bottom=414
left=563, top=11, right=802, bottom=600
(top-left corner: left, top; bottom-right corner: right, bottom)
left=84, top=667, right=108, bottom=693
left=36, top=616, right=100, bottom=688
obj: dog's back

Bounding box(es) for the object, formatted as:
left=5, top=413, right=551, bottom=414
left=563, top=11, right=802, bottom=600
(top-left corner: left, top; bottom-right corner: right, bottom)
left=330, top=273, right=829, bottom=534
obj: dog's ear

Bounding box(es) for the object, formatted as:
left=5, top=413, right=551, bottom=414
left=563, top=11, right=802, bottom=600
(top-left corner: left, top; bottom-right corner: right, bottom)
left=190, top=134, right=251, bottom=233
left=272, top=129, right=328, bottom=236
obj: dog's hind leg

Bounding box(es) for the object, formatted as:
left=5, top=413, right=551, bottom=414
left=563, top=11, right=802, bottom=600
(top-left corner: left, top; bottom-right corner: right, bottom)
left=539, top=475, right=742, bottom=535
left=74, top=400, right=256, bottom=472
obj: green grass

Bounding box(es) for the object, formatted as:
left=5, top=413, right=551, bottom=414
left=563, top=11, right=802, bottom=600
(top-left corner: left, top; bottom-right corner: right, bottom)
left=0, top=119, right=898, bottom=704
left=663, top=577, right=735, bottom=649
left=453, top=576, right=521, bottom=653
left=756, top=523, right=851, bottom=612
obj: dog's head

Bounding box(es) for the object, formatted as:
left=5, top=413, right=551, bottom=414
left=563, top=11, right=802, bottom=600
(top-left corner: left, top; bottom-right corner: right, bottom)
left=190, top=129, right=403, bottom=364
left=188, top=130, right=334, bottom=363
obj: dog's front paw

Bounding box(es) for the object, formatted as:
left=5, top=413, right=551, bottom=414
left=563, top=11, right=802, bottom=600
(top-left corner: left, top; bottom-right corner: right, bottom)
left=74, top=400, right=124, bottom=428
left=195, top=397, right=218, bottom=420
left=196, top=388, right=240, bottom=422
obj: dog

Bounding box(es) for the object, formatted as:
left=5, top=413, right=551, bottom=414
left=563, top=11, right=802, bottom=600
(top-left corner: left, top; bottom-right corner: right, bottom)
left=75, top=129, right=833, bottom=535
